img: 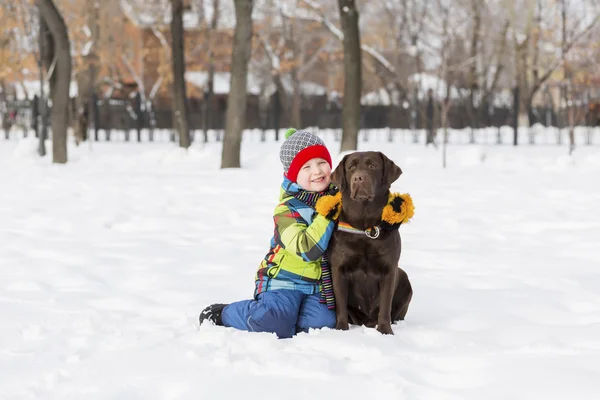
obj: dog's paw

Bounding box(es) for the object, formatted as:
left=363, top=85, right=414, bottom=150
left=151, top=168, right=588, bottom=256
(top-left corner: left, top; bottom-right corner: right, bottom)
left=376, top=323, right=394, bottom=335
left=316, top=192, right=342, bottom=220
left=335, top=320, right=349, bottom=331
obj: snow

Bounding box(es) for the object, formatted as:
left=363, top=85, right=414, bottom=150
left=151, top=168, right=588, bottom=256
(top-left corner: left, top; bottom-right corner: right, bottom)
left=296, top=0, right=344, bottom=41
left=13, top=80, right=79, bottom=101
left=362, top=74, right=456, bottom=106
left=81, top=40, right=94, bottom=57
left=409, top=73, right=456, bottom=99
left=1, top=128, right=600, bottom=399
left=120, top=0, right=235, bottom=29
left=182, top=10, right=199, bottom=28
left=185, top=71, right=262, bottom=95
left=263, top=76, right=327, bottom=97
left=361, top=43, right=397, bottom=73
left=361, top=87, right=399, bottom=106
left=363, top=73, right=515, bottom=105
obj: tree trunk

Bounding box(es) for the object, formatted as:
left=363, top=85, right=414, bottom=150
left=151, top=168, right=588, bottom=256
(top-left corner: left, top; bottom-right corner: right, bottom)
left=273, top=73, right=289, bottom=126
left=171, top=0, right=190, bottom=148
left=203, top=0, right=220, bottom=143
left=289, top=15, right=302, bottom=129
left=467, top=0, right=480, bottom=142
left=290, top=68, right=302, bottom=128
left=74, top=0, right=99, bottom=145
left=561, top=0, right=575, bottom=154
left=203, top=64, right=214, bottom=142
left=87, top=0, right=99, bottom=143
left=273, top=89, right=281, bottom=141
left=442, top=102, right=449, bottom=168
left=37, top=13, right=48, bottom=155
left=338, top=0, right=362, bottom=152
left=74, top=73, right=89, bottom=145
left=37, top=0, right=71, bottom=164
left=567, top=98, right=576, bottom=155
left=221, top=0, right=253, bottom=168
left=512, top=85, right=519, bottom=146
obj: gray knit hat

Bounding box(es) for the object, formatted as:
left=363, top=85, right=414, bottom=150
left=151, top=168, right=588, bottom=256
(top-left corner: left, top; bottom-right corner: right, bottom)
left=280, top=128, right=332, bottom=182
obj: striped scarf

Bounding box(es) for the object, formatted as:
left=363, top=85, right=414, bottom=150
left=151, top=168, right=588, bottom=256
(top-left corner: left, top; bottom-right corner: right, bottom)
left=319, top=253, right=335, bottom=309
left=292, top=185, right=337, bottom=310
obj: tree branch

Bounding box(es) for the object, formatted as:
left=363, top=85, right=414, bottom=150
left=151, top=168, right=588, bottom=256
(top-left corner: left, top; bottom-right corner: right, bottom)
left=294, top=0, right=400, bottom=85
left=531, top=13, right=600, bottom=94
left=258, top=32, right=281, bottom=71
left=298, top=38, right=331, bottom=76
left=120, top=55, right=146, bottom=102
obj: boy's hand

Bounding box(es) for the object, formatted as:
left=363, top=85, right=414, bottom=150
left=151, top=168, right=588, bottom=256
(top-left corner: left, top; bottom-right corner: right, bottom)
left=316, top=192, right=342, bottom=220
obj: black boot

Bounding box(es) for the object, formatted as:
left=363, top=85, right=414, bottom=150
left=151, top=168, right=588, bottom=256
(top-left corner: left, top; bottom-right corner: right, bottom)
left=199, top=303, right=227, bottom=326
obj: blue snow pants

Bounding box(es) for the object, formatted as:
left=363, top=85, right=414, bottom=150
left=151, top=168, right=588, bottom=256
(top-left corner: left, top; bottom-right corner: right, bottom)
left=221, top=289, right=336, bottom=339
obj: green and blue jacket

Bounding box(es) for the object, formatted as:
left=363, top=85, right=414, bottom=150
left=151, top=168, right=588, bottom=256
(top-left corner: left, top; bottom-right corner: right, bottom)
left=254, top=177, right=335, bottom=297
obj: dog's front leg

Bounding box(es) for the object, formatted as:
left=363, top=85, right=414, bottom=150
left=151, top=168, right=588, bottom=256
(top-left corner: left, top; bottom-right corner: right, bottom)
left=332, top=268, right=350, bottom=330
left=376, top=269, right=397, bottom=335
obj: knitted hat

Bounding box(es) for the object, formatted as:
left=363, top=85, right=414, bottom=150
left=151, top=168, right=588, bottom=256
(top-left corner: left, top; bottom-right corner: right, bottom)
left=280, top=128, right=332, bottom=183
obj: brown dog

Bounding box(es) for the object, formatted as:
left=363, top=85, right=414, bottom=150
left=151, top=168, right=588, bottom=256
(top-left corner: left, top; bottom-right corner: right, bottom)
left=327, top=151, right=413, bottom=335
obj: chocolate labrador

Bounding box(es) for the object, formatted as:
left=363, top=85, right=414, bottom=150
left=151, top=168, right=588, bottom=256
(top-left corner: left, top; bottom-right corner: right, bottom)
left=327, top=151, right=413, bottom=335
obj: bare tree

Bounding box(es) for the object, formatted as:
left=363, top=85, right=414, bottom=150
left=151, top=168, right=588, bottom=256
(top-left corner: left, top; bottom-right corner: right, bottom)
left=254, top=0, right=332, bottom=131
left=379, top=0, right=429, bottom=142
left=74, top=0, right=100, bottom=145
left=559, top=0, right=598, bottom=155
left=257, top=26, right=290, bottom=130
left=289, top=34, right=332, bottom=128
left=171, top=0, right=190, bottom=148
left=203, top=0, right=220, bottom=143
left=510, top=0, right=599, bottom=135
left=480, top=17, right=510, bottom=124
left=37, top=0, right=71, bottom=164
left=221, top=0, right=253, bottom=168
left=337, top=0, right=361, bottom=151
left=435, top=0, right=453, bottom=168
left=295, top=0, right=404, bottom=93
left=119, top=0, right=174, bottom=139
left=466, top=0, right=481, bottom=141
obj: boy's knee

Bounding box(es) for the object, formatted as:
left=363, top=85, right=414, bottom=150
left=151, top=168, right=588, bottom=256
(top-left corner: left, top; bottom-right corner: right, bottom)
left=320, top=309, right=337, bottom=329
left=249, top=308, right=297, bottom=339
left=297, top=308, right=336, bottom=332
left=324, top=309, right=336, bottom=328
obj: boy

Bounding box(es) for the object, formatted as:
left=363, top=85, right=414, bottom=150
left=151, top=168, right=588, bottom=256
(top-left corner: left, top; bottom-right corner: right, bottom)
left=199, top=128, right=341, bottom=338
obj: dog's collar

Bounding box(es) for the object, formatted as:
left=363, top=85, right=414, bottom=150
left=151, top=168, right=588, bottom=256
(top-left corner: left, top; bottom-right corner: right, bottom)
left=337, top=222, right=381, bottom=239
left=335, top=192, right=415, bottom=240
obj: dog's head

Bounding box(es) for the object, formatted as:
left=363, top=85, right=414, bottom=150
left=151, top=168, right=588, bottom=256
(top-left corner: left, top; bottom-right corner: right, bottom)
left=332, top=151, right=402, bottom=201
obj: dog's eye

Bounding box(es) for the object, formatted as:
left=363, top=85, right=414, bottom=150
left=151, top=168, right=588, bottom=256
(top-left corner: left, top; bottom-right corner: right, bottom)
left=348, top=165, right=356, bottom=170
left=369, top=164, right=378, bottom=169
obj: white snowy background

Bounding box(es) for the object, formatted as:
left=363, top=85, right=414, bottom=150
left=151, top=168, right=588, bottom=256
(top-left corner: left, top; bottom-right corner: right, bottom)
left=1, top=127, right=599, bottom=399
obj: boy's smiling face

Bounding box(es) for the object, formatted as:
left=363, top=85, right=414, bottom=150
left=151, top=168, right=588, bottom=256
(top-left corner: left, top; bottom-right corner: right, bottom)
left=295, top=157, right=331, bottom=192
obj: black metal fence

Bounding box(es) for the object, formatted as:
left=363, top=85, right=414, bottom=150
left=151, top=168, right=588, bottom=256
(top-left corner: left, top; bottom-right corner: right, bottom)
left=94, top=96, right=518, bottom=131
left=2, top=93, right=599, bottom=141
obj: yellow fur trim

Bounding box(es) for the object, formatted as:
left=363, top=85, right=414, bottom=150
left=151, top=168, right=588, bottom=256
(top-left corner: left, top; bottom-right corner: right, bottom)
left=316, top=192, right=342, bottom=220
left=382, top=193, right=415, bottom=225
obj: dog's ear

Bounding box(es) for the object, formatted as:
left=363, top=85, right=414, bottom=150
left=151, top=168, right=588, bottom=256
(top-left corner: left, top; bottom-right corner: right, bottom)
left=331, top=155, right=349, bottom=192
left=379, top=152, right=402, bottom=187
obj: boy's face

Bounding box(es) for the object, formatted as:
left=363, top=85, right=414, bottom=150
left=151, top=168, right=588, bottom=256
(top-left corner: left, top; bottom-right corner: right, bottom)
left=295, top=157, right=331, bottom=192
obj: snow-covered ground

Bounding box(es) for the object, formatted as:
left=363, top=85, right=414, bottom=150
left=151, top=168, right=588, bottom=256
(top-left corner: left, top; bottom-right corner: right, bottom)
left=1, top=129, right=599, bottom=399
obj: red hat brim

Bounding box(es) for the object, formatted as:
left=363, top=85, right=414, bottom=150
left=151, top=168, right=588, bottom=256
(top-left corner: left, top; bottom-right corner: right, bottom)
left=285, top=145, right=332, bottom=183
